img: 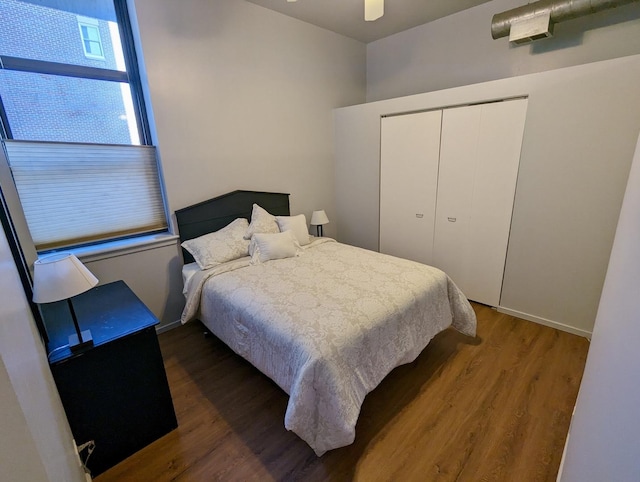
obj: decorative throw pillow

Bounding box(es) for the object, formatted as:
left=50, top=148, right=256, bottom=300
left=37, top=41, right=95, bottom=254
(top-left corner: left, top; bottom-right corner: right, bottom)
left=249, top=230, right=302, bottom=264
left=181, top=218, right=249, bottom=270
left=244, top=203, right=279, bottom=240
left=276, top=214, right=310, bottom=246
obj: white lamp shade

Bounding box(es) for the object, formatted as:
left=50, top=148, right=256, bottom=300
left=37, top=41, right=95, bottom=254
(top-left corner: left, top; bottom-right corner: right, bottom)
left=310, top=210, right=329, bottom=226
left=365, top=0, right=384, bottom=21
left=32, top=253, right=98, bottom=303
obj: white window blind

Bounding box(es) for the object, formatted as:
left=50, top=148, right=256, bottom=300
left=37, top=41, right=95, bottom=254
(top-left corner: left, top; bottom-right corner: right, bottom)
left=3, top=140, right=167, bottom=250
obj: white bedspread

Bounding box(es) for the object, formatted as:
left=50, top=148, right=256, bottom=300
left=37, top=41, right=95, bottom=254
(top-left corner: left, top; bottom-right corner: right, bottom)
left=181, top=238, right=476, bottom=455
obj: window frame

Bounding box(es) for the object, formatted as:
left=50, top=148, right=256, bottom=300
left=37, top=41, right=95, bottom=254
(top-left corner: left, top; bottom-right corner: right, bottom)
left=77, top=16, right=105, bottom=60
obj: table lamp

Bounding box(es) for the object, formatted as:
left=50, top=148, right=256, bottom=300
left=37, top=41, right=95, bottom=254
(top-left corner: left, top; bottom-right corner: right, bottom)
left=310, top=210, right=329, bottom=237
left=32, top=253, right=99, bottom=352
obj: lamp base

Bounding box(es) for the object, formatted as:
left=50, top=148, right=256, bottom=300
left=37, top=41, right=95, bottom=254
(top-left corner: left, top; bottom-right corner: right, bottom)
left=69, top=330, right=94, bottom=353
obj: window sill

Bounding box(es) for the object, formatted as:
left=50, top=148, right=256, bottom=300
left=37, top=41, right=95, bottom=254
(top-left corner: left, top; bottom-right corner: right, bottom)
left=66, top=233, right=180, bottom=263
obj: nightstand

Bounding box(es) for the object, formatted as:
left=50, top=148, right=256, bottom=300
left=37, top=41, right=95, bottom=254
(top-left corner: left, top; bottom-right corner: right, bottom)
left=43, top=280, right=177, bottom=477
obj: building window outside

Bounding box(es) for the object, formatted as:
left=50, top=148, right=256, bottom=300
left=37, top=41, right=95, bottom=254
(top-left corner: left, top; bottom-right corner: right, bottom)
left=78, top=16, right=105, bottom=60
left=0, top=0, right=167, bottom=252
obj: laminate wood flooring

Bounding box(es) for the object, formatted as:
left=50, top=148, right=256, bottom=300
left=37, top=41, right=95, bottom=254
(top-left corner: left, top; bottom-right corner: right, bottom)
left=96, top=303, right=589, bottom=482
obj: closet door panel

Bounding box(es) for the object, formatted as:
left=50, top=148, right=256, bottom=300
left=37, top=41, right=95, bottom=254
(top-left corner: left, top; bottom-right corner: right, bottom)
left=433, top=105, right=481, bottom=294
left=434, top=99, right=527, bottom=306
left=380, top=110, right=441, bottom=264
left=467, top=98, right=528, bottom=305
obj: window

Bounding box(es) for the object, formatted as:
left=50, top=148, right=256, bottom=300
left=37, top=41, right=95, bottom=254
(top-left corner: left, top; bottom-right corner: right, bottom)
left=0, top=0, right=167, bottom=252
left=78, top=16, right=105, bottom=60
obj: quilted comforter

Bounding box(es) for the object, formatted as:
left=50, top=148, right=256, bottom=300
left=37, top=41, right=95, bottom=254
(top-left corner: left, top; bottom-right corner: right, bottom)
left=181, top=238, right=476, bottom=455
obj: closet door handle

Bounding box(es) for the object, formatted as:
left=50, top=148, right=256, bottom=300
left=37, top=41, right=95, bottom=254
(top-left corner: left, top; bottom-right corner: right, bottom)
left=416, top=213, right=424, bottom=218
left=447, top=217, right=457, bottom=222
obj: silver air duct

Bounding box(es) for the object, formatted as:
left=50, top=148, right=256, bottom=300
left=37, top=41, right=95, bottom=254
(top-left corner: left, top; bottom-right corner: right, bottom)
left=491, top=0, right=639, bottom=44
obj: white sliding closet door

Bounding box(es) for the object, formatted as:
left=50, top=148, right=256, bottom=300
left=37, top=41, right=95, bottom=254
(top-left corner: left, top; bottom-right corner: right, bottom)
left=434, top=98, right=528, bottom=305
left=380, top=110, right=442, bottom=264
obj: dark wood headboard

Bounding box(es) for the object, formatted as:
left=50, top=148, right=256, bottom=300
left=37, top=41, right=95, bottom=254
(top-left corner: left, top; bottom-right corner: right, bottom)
left=175, top=190, right=290, bottom=264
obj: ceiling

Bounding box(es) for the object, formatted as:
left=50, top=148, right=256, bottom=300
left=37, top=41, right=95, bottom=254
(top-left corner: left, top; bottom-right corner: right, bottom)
left=244, top=0, right=494, bottom=43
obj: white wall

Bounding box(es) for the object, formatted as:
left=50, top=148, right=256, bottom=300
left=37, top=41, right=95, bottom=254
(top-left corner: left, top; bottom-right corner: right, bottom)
left=367, top=0, right=640, bottom=102
left=334, top=55, right=640, bottom=336
left=133, top=0, right=365, bottom=232
left=0, top=229, right=85, bottom=482
left=559, top=133, right=640, bottom=481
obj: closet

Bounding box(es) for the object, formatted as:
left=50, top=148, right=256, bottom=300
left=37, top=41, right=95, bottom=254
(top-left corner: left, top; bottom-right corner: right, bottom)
left=379, top=98, right=528, bottom=306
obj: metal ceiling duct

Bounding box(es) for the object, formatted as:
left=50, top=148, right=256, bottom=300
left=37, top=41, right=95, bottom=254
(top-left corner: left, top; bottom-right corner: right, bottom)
left=491, top=0, right=639, bottom=42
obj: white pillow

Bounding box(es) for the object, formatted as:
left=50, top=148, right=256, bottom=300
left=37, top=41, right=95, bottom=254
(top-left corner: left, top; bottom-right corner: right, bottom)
left=244, top=204, right=279, bottom=239
left=249, top=230, right=302, bottom=264
left=276, top=214, right=310, bottom=246
left=181, top=218, right=249, bottom=270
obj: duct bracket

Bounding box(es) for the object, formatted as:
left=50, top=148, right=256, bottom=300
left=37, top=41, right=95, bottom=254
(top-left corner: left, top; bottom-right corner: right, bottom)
left=509, top=10, right=554, bottom=43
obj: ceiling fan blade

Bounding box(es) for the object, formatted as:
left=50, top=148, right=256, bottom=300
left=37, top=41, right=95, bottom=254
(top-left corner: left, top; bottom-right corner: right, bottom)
left=365, top=0, right=384, bottom=21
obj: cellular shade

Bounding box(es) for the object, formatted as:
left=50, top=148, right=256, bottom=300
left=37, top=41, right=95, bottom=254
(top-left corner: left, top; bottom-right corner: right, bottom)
left=3, top=140, right=167, bottom=250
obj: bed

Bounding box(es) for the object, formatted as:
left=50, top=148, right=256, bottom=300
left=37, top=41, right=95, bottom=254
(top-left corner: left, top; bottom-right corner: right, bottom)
left=175, top=190, right=477, bottom=456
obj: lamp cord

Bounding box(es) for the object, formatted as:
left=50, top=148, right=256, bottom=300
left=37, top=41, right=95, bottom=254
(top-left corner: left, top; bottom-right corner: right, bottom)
left=47, top=344, right=70, bottom=361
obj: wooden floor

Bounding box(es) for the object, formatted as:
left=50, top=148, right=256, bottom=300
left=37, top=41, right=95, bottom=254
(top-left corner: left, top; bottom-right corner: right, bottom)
left=96, top=303, right=589, bottom=482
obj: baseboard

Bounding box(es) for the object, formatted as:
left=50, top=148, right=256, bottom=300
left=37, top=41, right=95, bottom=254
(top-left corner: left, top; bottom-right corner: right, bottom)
left=156, top=319, right=182, bottom=334
left=497, top=306, right=592, bottom=339
left=556, top=427, right=570, bottom=482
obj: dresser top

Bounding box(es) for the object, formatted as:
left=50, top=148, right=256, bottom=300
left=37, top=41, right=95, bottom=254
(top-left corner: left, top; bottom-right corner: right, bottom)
left=43, top=280, right=158, bottom=364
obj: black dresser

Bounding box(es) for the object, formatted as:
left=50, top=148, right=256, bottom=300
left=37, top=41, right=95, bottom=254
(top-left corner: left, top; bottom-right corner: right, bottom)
left=43, top=280, right=177, bottom=477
